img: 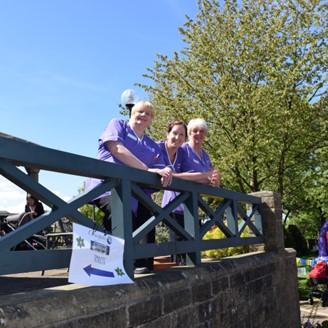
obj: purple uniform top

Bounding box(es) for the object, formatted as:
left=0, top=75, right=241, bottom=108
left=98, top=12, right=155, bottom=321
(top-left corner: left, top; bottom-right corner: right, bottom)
left=158, top=141, right=192, bottom=214
left=86, top=119, right=166, bottom=213
left=318, top=220, right=328, bottom=259
left=181, top=142, right=213, bottom=173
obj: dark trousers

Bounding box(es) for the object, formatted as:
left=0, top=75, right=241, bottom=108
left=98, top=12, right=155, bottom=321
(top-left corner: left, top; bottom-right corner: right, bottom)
left=169, top=213, right=186, bottom=264
left=133, top=203, right=154, bottom=270
left=168, top=213, right=184, bottom=242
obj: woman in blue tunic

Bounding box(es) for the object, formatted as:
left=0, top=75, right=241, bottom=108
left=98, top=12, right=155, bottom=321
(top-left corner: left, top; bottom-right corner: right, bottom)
left=86, top=101, right=172, bottom=273
left=158, top=119, right=219, bottom=264
left=181, top=118, right=219, bottom=181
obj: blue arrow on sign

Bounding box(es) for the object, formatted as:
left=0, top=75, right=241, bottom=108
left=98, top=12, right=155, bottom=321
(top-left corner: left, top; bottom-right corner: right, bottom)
left=83, top=264, right=115, bottom=278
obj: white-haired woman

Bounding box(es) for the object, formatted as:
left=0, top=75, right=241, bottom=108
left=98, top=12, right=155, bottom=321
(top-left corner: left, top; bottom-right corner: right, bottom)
left=181, top=118, right=219, bottom=186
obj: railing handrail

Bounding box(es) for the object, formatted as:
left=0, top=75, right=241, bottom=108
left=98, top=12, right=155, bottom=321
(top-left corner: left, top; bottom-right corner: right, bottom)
left=0, top=134, right=263, bottom=278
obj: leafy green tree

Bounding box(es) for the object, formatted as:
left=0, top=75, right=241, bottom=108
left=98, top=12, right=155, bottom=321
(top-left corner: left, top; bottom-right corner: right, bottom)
left=138, top=0, right=328, bottom=215
left=287, top=144, right=328, bottom=240
left=78, top=183, right=104, bottom=226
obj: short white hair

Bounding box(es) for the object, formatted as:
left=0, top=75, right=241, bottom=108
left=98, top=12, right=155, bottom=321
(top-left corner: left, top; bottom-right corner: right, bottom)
left=187, top=118, right=209, bottom=135
left=131, top=101, right=154, bottom=118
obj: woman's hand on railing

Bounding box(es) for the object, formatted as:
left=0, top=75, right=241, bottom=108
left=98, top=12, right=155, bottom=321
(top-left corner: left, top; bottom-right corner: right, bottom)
left=148, top=167, right=173, bottom=188
left=209, top=169, right=220, bottom=187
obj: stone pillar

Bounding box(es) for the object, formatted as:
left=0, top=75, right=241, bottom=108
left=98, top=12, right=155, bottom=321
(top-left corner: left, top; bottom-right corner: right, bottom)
left=249, top=191, right=285, bottom=256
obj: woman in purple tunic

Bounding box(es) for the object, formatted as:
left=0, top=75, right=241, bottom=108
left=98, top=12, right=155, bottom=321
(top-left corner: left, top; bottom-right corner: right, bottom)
left=86, top=101, right=172, bottom=273
left=158, top=120, right=219, bottom=214
left=181, top=118, right=219, bottom=182
left=318, top=220, right=328, bottom=259
left=158, top=119, right=219, bottom=264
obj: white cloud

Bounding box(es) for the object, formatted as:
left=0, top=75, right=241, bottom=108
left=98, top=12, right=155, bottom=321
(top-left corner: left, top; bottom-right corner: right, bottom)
left=0, top=176, right=26, bottom=213
left=0, top=176, right=71, bottom=214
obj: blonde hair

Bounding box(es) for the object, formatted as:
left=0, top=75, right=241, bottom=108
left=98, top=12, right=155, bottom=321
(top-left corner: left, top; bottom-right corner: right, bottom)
left=131, top=101, right=155, bottom=118
left=187, top=118, right=209, bottom=135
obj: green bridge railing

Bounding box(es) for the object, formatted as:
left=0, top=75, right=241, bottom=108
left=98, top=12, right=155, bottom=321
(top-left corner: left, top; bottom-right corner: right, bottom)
left=0, top=133, right=263, bottom=278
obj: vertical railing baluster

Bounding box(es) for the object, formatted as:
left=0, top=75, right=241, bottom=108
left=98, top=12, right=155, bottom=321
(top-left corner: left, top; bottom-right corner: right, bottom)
left=111, top=178, right=134, bottom=278
left=226, top=199, right=238, bottom=237
left=184, top=191, right=201, bottom=265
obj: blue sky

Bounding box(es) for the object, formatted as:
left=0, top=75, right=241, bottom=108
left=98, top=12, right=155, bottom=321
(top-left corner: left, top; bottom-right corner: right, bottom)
left=0, top=0, right=199, bottom=213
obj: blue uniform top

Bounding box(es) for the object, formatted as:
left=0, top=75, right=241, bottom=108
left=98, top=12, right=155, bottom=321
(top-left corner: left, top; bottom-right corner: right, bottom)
left=159, top=142, right=213, bottom=214
left=157, top=140, right=192, bottom=214
left=181, top=142, right=212, bottom=173
left=86, top=119, right=166, bottom=213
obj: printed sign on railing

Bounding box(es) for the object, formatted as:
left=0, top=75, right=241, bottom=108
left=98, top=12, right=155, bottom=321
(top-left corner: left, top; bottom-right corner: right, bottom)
left=69, top=223, right=133, bottom=285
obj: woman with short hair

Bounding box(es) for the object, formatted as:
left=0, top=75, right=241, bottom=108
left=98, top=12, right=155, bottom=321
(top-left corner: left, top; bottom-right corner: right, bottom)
left=157, top=119, right=219, bottom=265
left=3, top=193, right=45, bottom=228
left=181, top=118, right=219, bottom=181
left=86, top=100, right=172, bottom=274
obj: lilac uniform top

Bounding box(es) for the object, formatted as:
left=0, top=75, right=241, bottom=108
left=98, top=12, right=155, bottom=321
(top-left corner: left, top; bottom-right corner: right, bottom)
left=181, top=142, right=213, bottom=173
left=318, top=220, right=328, bottom=258
left=158, top=140, right=192, bottom=214
left=166, top=142, right=213, bottom=214
left=86, top=119, right=167, bottom=213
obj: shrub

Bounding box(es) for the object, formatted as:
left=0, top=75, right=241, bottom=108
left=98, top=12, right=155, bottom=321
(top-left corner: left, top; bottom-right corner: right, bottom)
left=202, top=225, right=250, bottom=259
left=156, top=222, right=169, bottom=243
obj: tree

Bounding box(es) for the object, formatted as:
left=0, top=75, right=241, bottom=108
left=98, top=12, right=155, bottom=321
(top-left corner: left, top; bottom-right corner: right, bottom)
left=138, top=0, right=328, bottom=213
left=287, top=144, right=328, bottom=240
left=78, top=183, right=104, bottom=226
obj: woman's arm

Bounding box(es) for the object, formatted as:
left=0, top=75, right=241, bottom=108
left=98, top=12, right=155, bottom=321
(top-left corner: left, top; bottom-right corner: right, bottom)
left=173, top=169, right=220, bottom=186
left=106, top=141, right=172, bottom=187
left=30, top=202, right=45, bottom=218
left=35, top=202, right=45, bottom=217
left=106, top=141, right=173, bottom=187
left=148, top=167, right=173, bottom=188
left=106, top=141, right=148, bottom=170
left=173, top=171, right=209, bottom=184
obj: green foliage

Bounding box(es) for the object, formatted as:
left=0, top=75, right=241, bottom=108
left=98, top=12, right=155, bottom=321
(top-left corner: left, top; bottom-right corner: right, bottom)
left=78, top=183, right=104, bottom=226
left=79, top=203, right=104, bottom=226
left=287, top=214, right=322, bottom=245
left=284, top=145, right=328, bottom=243
left=202, top=225, right=250, bottom=259
left=317, top=322, right=328, bottom=328
left=155, top=222, right=169, bottom=243
left=298, top=276, right=311, bottom=301
left=137, top=0, right=328, bottom=227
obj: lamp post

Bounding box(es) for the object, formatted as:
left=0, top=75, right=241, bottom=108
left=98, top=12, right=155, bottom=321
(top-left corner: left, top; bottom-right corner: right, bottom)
left=121, top=89, right=138, bottom=118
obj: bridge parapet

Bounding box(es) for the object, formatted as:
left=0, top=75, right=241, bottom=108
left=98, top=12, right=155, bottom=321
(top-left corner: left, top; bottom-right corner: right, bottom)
left=0, top=134, right=264, bottom=278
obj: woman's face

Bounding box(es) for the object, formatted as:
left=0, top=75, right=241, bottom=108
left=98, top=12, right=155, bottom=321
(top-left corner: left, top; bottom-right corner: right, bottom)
left=27, top=197, right=36, bottom=206
left=166, top=124, right=186, bottom=151
left=130, top=105, right=153, bottom=130
left=189, top=126, right=206, bottom=146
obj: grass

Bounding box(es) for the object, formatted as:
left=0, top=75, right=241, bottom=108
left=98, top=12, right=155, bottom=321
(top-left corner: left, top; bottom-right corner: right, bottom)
left=297, top=252, right=316, bottom=301
left=298, top=274, right=311, bottom=300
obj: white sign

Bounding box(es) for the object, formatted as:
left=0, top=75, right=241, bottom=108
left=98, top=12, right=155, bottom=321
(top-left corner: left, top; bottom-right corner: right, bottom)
left=297, top=267, right=307, bottom=276
left=69, top=223, right=133, bottom=286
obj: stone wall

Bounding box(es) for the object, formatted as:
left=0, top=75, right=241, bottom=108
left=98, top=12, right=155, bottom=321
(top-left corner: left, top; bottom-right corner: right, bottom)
left=0, top=191, right=301, bottom=327
left=0, top=250, right=299, bottom=328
